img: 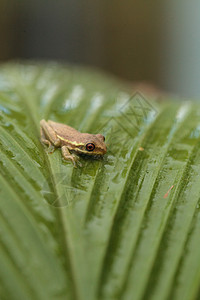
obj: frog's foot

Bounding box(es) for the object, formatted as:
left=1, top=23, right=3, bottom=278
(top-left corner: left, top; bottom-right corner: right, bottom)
left=75, top=158, right=82, bottom=168
left=62, top=155, right=82, bottom=168
left=61, top=146, right=82, bottom=168
left=48, top=145, right=56, bottom=154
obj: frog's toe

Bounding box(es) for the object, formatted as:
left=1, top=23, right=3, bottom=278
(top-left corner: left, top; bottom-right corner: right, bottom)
left=48, top=145, right=55, bottom=154
left=72, top=156, right=82, bottom=168
left=76, top=159, right=82, bottom=167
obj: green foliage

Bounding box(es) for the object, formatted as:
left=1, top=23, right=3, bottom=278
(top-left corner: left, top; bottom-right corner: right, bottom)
left=0, top=63, right=200, bottom=300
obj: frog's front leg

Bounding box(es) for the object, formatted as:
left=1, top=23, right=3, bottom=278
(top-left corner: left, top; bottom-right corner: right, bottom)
left=40, top=127, right=51, bottom=147
left=61, top=146, right=81, bottom=167
left=40, top=119, right=61, bottom=147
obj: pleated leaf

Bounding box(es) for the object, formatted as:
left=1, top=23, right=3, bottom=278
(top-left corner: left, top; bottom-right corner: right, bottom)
left=0, top=62, right=200, bottom=300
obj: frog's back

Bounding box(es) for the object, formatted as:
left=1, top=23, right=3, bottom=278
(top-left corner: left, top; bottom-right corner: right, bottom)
left=48, top=120, right=79, bottom=141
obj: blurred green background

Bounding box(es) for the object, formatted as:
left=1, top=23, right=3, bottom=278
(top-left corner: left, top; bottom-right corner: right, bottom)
left=1, top=0, right=200, bottom=98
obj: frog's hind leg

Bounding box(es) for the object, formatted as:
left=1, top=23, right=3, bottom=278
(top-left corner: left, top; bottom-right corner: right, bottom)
left=40, top=119, right=61, bottom=147
left=40, top=126, right=55, bottom=153
left=40, top=126, right=51, bottom=146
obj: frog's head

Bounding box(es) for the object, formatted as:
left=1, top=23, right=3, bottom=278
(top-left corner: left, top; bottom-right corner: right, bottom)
left=75, top=133, right=107, bottom=157
left=86, top=134, right=107, bottom=156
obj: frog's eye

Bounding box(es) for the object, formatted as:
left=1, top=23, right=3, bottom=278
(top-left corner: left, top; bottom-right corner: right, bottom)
left=103, top=136, right=105, bottom=141
left=86, top=143, right=95, bottom=151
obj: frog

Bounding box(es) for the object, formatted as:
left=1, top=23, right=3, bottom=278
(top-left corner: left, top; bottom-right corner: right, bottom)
left=40, top=119, right=106, bottom=166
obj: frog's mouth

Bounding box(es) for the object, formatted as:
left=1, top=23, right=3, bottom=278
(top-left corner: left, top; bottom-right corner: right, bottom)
left=71, top=149, right=104, bottom=160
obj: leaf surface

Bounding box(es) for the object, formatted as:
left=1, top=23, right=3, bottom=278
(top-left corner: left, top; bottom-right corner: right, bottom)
left=0, top=63, right=200, bottom=300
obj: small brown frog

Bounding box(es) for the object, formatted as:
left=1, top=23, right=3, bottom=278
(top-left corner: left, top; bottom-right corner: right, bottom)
left=40, top=119, right=106, bottom=166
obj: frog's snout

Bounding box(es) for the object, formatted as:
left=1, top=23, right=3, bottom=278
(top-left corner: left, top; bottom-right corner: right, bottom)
left=103, top=145, right=107, bottom=154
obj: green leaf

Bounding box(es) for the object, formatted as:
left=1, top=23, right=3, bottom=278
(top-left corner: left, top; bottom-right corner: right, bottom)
left=0, top=62, right=200, bottom=300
